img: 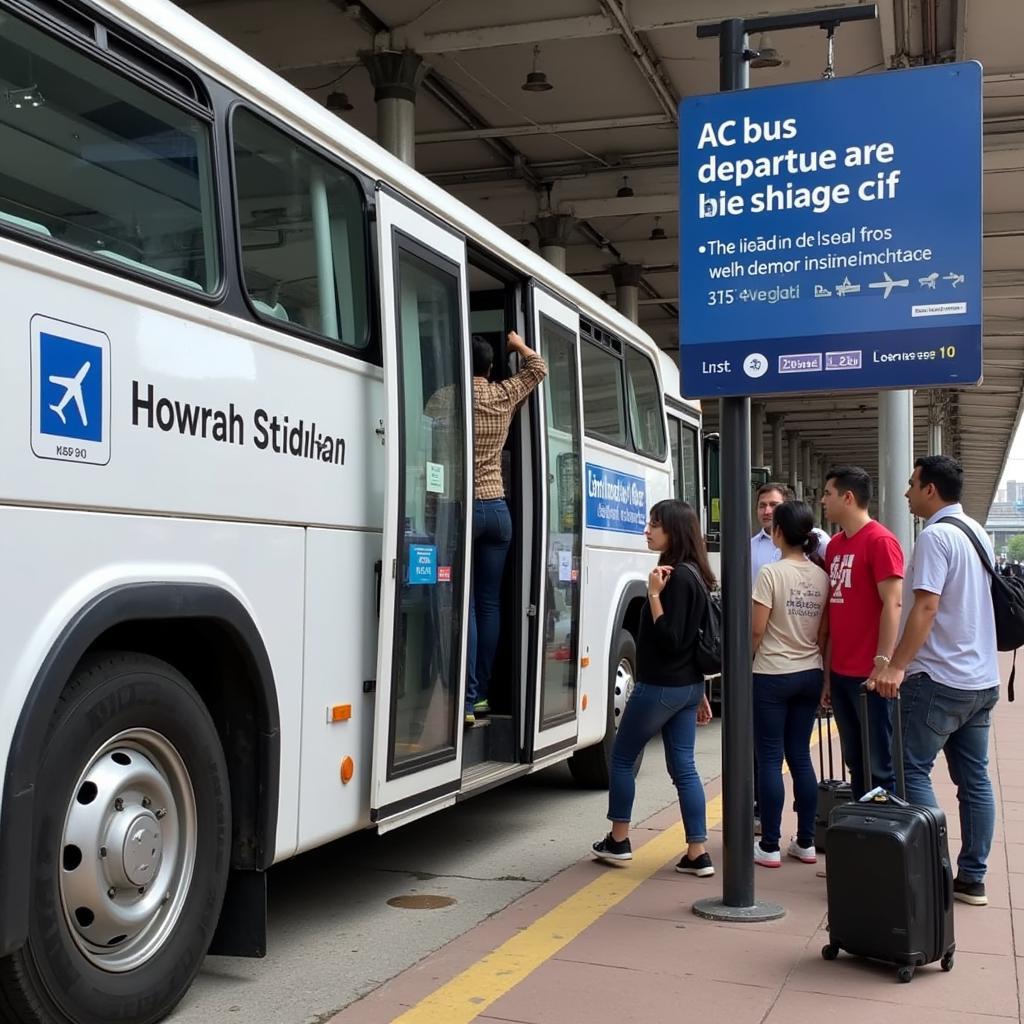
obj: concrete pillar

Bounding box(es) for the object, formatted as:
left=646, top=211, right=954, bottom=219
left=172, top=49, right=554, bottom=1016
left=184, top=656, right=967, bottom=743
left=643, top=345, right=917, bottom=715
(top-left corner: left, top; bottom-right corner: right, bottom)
left=801, top=442, right=813, bottom=503
left=533, top=213, right=576, bottom=273
left=879, top=389, right=915, bottom=556
left=929, top=420, right=943, bottom=455
left=788, top=431, right=801, bottom=498
left=768, top=413, right=784, bottom=478
left=610, top=262, right=644, bottom=323
left=751, top=403, right=766, bottom=468
left=360, top=50, right=427, bottom=166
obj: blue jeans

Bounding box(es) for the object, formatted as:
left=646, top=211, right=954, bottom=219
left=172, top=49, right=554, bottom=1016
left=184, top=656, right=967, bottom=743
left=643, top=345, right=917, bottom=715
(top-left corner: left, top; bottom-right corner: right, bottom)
left=753, top=669, right=822, bottom=851
left=466, top=498, right=512, bottom=710
left=608, top=682, right=706, bottom=842
left=900, top=672, right=999, bottom=882
left=830, top=671, right=894, bottom=799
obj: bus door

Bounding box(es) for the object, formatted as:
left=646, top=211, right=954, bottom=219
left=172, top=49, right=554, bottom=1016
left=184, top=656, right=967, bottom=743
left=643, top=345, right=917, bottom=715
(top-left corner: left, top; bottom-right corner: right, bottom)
left=528, top=285, right=584, bottom=757
left=371, top=189, right=472, bottom=830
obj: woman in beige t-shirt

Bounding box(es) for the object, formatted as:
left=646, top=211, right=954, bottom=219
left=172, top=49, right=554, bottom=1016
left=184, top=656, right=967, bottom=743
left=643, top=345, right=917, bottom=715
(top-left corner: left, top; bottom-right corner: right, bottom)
left=750, top=500, right=829, bottom=869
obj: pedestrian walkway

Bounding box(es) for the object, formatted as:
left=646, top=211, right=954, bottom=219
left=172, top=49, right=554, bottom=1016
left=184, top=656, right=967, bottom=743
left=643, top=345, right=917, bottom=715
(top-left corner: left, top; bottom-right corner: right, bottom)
left=330, top=683, right=1022, bottom=1024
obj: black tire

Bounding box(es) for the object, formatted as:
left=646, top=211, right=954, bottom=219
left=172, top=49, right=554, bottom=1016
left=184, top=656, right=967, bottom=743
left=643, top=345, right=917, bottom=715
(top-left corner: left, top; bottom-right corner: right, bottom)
left=941, top=951, right=954, bottom=972
left=897, top=965, right=915, bottom=983
left=569, top=629, right=643, bottom=788
left=0, top=652, right=231, bottom=1024
left=821, top=943, right=839, bottom=961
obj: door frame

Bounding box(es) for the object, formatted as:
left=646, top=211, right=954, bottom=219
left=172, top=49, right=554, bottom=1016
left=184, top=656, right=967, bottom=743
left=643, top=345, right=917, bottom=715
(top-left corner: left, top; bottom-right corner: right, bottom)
left=370, top=187, right=472, bottom=826
left=528, top=283, right=585, bottom=758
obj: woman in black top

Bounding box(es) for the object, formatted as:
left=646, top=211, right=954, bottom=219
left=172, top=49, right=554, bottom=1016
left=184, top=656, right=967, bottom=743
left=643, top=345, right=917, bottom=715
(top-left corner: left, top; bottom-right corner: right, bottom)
left=591, top=499, right=716, bottom=876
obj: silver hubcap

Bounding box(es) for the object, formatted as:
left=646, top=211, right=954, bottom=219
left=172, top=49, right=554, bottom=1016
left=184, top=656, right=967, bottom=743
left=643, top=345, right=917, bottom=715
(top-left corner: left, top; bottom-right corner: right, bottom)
left=59, top=729, right=197, bottom=972
left=613, top=658, right=636, bottom=731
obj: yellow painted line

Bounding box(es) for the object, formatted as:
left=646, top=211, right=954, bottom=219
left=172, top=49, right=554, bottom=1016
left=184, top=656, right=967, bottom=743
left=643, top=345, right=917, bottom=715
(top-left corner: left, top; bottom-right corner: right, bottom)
left=393, top=717, right=836, bottom=1024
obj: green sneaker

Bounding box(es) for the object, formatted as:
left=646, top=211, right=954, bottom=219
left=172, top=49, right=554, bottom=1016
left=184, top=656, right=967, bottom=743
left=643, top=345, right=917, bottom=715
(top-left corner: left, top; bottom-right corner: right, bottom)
left=473, top=699, right=491, bottom=715
left=464, top=710, right=476, bottom=726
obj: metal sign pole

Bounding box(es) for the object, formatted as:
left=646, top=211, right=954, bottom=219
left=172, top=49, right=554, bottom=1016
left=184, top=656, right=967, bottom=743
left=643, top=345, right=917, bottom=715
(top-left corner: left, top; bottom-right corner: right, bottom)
left=694, top=18, right=782, bottom=923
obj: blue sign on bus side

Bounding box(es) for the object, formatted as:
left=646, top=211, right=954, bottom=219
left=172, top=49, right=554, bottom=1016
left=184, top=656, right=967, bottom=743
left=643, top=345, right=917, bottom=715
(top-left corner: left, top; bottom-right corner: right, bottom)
left=39, top=332, right=104, bottom=442
left=679, top=62, right=982, bottom=399
left=408, top=545, right=437, bottom=585
left=585, top=464, right=647, bottom=534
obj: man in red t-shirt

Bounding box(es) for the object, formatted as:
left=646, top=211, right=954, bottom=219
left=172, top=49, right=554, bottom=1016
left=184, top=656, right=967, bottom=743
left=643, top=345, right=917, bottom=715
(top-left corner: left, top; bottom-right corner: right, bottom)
left=822, top=465, right=905, bottom=798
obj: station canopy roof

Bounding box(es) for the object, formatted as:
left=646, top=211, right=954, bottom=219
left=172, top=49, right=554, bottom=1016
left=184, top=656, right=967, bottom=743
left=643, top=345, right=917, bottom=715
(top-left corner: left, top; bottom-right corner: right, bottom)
left=177, top=0, right=1024, bottom=520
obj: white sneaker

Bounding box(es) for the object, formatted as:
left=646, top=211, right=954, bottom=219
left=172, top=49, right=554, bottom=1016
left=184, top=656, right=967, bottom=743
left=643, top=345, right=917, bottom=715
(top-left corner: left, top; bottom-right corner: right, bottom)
left=787, top=838, right=817, bottom=864
left=754, top=841, right=781, bottom=867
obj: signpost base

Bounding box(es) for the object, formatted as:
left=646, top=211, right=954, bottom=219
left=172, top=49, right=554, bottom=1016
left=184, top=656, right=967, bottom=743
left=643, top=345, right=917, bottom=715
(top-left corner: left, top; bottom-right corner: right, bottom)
left=693, top=897, right=786, bottom=922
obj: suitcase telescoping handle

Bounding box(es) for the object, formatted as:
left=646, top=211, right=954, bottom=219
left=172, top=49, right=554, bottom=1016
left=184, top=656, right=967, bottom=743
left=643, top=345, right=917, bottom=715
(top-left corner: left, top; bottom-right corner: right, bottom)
left=858, top=683, right=906, bottom=801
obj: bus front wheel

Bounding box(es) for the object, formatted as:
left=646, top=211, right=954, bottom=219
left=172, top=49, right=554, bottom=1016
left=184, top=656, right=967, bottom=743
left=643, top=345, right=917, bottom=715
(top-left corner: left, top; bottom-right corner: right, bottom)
left=0, top=651, right=231, bottom=1024
left=569, top=629, right=643, bottom=788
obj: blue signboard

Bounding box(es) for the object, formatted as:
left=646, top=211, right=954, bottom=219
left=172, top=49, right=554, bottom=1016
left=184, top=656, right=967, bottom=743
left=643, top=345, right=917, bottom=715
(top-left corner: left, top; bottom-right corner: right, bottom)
left=679, top=62, right=982, bottom=398
left=585, top=464, right=647, bottom=534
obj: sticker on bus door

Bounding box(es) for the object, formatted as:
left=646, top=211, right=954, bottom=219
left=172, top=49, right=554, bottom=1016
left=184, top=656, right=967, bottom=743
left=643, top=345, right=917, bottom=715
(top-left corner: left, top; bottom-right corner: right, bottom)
left=30, top=315, right=111, bottom=466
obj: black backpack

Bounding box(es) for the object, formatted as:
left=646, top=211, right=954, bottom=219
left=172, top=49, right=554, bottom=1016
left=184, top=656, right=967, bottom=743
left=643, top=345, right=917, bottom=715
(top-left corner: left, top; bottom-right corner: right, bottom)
left=938, top=516, right=1024, bottom=701
left=682, top=563, right=723, bottom=676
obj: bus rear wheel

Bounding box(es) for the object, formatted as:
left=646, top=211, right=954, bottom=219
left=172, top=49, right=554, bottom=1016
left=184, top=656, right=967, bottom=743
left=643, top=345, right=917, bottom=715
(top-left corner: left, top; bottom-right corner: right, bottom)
left=0, top=652, right=231, bottom=1024
left=569, top=629, right=643, bottom=788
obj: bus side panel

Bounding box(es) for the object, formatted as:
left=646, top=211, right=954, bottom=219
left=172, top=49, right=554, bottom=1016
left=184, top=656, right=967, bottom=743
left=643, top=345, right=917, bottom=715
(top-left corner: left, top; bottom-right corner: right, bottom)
left=0, top=240, right=384, bottom=530
left=296, top=528, right=381, bottom=853
left=577, top=445, right=671, bottom=750
left=0, top=506, right=305, bottom=863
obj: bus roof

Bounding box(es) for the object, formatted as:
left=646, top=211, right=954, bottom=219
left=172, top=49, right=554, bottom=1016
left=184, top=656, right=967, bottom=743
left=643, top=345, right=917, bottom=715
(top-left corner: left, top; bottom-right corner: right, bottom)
left=95, top=0, right=666, bottom=362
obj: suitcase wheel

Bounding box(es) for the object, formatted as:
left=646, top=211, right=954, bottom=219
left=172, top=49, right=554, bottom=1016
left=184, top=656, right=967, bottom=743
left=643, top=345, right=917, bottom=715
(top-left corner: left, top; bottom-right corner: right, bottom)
left=821, top=944, right=839, bottom=961
left=941, top=951, right=955, bottom=972
left=897, top=966, right=915, bottom=983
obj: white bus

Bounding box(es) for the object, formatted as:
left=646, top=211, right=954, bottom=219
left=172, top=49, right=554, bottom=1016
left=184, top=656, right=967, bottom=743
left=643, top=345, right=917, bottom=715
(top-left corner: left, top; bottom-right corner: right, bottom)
left=0, top=1, right=678, bottom=1020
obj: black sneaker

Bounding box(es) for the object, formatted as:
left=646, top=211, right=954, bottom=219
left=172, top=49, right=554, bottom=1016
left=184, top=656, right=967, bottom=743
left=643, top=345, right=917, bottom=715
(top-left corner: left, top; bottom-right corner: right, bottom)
left=953, top=877, right=987, bottom=906
left=591, top=833, right=632, bottom=865
left=676, top=852, right=715, bottom=877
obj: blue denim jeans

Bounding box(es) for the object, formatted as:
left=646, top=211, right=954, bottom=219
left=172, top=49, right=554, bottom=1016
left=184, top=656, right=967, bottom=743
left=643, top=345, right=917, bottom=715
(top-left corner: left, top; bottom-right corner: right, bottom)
left=900, top=671, right=999, bottom=882
left=830, top=671, right=894, bottom=799
left=608, top=681, right=706, bottom=842
left=753, top=668, right=822, bottom=851
left=466, top=498, right=512, bottom=710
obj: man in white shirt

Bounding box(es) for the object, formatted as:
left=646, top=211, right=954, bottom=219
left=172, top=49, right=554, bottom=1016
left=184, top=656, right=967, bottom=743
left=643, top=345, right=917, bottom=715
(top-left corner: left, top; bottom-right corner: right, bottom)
left=751, top=483, right=829, bottom=586
left=869, top=455, right=1000, bottom=907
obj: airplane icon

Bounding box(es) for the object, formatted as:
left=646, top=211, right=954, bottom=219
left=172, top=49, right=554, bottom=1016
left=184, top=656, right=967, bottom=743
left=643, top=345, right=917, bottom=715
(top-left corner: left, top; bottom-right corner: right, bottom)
left=944, top=272, right=965, bottom=287
left=48, top=361, right=91, bottom=426
left=835, top=277, right=861, bottom=297
left=868, top=271, right=909, bottom=299
left=919, top=272, right=939, bottom=289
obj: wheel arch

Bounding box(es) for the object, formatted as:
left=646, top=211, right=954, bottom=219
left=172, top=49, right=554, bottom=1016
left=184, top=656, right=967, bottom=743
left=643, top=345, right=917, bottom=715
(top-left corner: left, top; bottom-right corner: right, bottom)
left=0, top=582, right=280, bottom=958
left=599, top=579, right=646, bottom=723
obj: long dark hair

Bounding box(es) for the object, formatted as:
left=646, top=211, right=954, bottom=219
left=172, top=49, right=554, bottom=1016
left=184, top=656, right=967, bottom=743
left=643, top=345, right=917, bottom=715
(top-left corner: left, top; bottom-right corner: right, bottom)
left=773, top=500, right=825, bottom=569
left=649, top=499, right=716, bottom=588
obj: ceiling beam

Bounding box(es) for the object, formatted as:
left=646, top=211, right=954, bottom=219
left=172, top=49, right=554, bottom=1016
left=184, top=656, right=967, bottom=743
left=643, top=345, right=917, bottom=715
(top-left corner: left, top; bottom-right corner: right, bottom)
left=416, top=114, right=671, bottom=144
left=376, top=2, right=865, bottom=56
left=596, top=0, right=678, bottom=124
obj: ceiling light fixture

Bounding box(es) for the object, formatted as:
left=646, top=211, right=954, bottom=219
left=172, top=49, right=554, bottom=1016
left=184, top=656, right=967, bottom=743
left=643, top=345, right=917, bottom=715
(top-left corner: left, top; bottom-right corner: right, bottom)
left=749, top=33, right=783, bottom=69
left=326, top=90, right=354, bottom=112
left=521, top=45, right=553, bottom=92
left=616, top=175, right=634, bottom=198
left=4, top=84, right=44, bottom=110
left=649, top=216, right=666, bottom=241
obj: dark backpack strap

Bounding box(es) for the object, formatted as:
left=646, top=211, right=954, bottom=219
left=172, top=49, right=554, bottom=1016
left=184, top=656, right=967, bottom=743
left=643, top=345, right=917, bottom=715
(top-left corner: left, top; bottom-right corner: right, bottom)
left=936, top=516, right=996, bottom=576
left=1011, top=650, right=1017, bottom=704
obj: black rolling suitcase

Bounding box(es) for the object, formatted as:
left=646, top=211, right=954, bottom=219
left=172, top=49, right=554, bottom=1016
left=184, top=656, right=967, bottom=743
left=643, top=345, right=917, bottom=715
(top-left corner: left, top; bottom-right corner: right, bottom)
left=822, top=686, right=955, bottom=982
left=815, top=710, right=852, bottom=852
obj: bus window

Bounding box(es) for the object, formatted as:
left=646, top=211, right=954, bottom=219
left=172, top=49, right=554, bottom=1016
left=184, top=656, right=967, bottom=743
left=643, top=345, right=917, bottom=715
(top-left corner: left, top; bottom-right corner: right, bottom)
left=668, top=416, right=700, bottom=508
left=0, top=9, right=218, bottom=292
left=625, top=346, right=667, bottom=459
left=704, top=434, right=721, bottom=548
left=580, top=341, right=627, bottom=446
left=232, top=109, right=368, bottom=348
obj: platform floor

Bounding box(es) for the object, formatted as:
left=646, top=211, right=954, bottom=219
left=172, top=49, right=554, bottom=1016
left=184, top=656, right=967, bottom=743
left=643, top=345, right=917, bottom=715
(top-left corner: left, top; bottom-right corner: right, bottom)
left=330, top=667, right=1023, bottom=1024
